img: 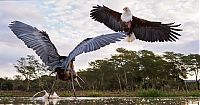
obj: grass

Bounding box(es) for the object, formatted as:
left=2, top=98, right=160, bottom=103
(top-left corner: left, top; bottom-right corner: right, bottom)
left=0, top=90, right=200, bottom=97
left=0, top=91, right=34, bottom=97
left=135, top=89, right=200, bottom=97
left=136, top=89, right=167, bottom=97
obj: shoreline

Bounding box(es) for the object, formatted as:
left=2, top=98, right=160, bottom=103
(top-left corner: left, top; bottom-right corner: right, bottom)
left=0, top=89, right=200, bottom=97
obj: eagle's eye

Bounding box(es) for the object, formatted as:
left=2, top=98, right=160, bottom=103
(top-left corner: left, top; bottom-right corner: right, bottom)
left=123, top=7, right=128, bottom=11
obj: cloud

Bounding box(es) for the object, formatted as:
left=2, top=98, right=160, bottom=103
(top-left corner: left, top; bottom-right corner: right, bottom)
left=34, top=0, right=200, bottom=72
left=0, top=1, right=46, bottom=78
left=0, top=0, right=198, bottom=78
left=0, top=1, right=45, bottom=45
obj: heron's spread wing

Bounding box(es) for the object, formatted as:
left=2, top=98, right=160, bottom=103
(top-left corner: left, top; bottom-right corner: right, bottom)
left=62, top=32, right=126, bottom=70
left=132, top=16, right=182, bottom=42
left=9, top=21, right=61, bottom=66
left=90, top=5, right=123, bottom=32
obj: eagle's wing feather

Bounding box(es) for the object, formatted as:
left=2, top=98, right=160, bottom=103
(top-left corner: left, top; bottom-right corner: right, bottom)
left=62, top=32, right=126, bottom=70
left=90, top=5, right=124, bottom=32
left=9, top=21, right=61, bottom=66
left=132, top=16, right=182, bottom=42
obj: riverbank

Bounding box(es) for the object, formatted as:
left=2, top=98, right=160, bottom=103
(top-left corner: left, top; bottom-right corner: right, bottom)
left=0, top=89, right=200, bottom=97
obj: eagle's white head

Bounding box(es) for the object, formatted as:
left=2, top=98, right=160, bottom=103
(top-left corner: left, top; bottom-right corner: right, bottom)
left=121, top=6, right=132, bottom=22
left=123, top=7, right=131, bottom=13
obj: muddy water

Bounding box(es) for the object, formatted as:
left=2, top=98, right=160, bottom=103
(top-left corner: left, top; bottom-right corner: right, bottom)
left=0, top=97, right=199, bottom=105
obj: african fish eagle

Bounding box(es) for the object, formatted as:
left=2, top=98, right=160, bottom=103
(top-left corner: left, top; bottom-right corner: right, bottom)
left=90, top=5, right=182, bottom=42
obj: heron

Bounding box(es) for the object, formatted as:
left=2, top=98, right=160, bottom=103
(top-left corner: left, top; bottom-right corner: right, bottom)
left=9, top=21, right=125, bottom=98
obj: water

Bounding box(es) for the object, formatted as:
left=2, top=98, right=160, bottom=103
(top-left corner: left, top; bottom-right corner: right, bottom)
left=0, top=97, right=199, bottom=105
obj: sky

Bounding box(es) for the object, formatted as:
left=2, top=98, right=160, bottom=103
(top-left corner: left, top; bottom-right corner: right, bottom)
left=0, top=0, right=199, bottom=79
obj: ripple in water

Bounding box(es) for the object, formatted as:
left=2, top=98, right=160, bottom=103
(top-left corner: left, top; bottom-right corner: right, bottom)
left=0, top=97, right=199, bottom=105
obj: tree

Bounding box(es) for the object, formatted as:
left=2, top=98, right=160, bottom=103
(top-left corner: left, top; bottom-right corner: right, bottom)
left=12, top=75, right=24, bottom=90
left=182, top=54, right=200, bottom=90
left=32, top=60, right=48, bottom=90
left=110, top=48, right=140, bottom=90
left=1, top=77, right=13, bottom=90
left=14, top=55, right=47, bottom=91
left=162, top=52, right=187, bottom=90
left=77, top=48, right=198, bottom=91
left=138, top=50, right=167, bottom=89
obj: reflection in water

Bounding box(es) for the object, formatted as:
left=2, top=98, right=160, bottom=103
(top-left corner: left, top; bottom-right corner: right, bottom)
left=32, top=90, right=59, bottom=100
left=32, top=90, right=60, bottom=105
left=0, top=97, right=199, bottom=105
left=33, top=98, right=60, bottom=105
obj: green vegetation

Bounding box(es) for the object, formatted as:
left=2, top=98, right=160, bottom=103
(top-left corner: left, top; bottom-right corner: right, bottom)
left=0, top=48, right=199, bottom=97
left=137, top=89, right=166, bottom=97
left=0, top=90, right=200, bottom=97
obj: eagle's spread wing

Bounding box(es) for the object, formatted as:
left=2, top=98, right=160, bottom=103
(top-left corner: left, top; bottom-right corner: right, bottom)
left=62, top=32, right=126, bottom=70
left=132, top=16, right=182, bottom=42
left=9, top=21, right=61, bottom=66
left=90, top=5, right=124, bottom=32
left=90, top=5, right=182, bottom=42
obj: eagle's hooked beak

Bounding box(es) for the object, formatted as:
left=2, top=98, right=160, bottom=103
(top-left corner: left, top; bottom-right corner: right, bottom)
left=123, top=7, right=129, bottom=11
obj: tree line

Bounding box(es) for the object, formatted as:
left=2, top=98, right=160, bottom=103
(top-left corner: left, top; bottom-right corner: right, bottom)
left=0, top=48, right=199, bottom=92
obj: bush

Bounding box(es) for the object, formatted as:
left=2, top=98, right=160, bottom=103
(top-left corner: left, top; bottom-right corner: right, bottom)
left=88, top=91, right=102, bottom=97
left=137, top=89, right=166, bottom=97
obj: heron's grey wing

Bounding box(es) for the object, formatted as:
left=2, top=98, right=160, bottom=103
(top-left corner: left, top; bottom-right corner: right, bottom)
left=62, top=32, right=126, bottom=70
left=9, top=21, right=61, bottom=67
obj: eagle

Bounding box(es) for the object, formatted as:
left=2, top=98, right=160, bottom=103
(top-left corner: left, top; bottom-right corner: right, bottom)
left=9, top=21, right=125, bottom=97
left=90, top=5, right=182, bottom=42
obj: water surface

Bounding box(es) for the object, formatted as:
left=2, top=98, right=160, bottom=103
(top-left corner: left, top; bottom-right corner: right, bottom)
left=0, top=97, right=199, bottom=105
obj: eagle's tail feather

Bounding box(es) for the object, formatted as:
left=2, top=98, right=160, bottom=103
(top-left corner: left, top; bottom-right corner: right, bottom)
left=126, top=33, right=135, bottom=42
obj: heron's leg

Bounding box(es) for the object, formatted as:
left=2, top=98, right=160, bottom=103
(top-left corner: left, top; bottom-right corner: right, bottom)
left=70, top=71, right=77, bottom=98
left=48, top=74, right=57, bottom=99
left=77, top=75, right=85, bottom=83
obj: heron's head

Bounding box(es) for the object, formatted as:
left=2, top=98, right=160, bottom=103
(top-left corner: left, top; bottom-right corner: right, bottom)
left=54, top=68, right=76, bottom=81
left=52, top=67, right=84, bottom=88
left=56, top=69, right=83, bottom=88
left=123, top=7, right=130, bottom=12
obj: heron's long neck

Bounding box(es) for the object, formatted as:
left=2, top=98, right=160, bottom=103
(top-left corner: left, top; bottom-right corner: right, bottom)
left=68, top=62, right=74, bottom=70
